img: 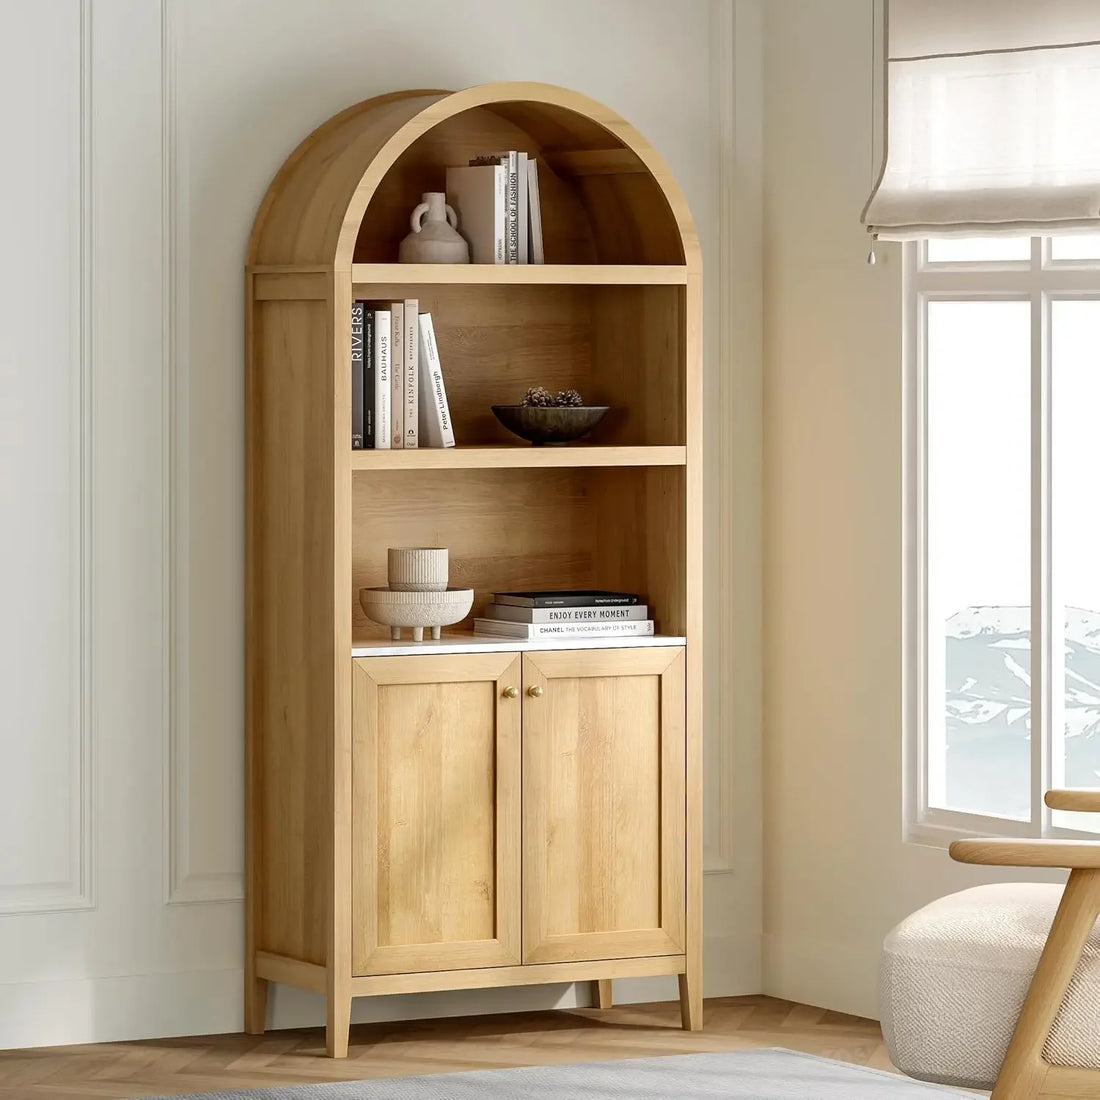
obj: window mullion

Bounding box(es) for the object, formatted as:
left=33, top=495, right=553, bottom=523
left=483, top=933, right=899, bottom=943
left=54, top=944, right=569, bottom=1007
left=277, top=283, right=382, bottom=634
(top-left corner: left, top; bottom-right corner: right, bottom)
left=1031, top=285, right=1052, bottom=836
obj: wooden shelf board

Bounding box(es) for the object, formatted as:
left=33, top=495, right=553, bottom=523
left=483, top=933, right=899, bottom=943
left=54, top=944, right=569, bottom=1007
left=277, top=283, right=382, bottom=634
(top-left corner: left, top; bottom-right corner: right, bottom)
left=351, top=263, right=687, bottom=286
left=350, top=445, right=686, bottom=471
left=351, top=631, right=687, bottom=659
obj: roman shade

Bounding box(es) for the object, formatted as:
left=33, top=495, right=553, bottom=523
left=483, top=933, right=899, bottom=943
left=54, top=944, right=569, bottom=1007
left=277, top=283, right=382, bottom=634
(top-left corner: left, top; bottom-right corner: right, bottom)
left=863, top=0, right=1100, bottom=241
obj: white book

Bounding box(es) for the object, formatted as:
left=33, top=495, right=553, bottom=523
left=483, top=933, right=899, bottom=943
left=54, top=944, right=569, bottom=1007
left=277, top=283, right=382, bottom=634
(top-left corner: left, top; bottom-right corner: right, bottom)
left=506, top=150, right=519, bottom=263
left=527, top=159, right=544, bottom=264
left=373, top=309, right=391, bottom=450
left=483, top=602, right=649, bottom=624
left=517, top=152, right=529, bottom=264
left=416, top=312, right=455, bottom=448
left=446, top=165, right=507, bottom=264
left=473, top=618, right=655, bottom=639
left=403, top=299, right=418, bottom=448
left=389, top=302, right=404, bottom=449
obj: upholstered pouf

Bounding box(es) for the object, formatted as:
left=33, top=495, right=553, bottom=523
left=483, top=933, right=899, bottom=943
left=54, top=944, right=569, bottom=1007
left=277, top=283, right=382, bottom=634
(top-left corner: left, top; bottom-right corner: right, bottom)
left=881, top=882, right=1100, bottom=1090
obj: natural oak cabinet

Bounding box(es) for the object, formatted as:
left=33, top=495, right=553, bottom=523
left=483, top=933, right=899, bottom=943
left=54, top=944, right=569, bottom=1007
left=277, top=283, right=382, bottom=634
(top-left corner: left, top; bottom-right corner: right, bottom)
left=245, top=82, right=702, bottom=1057
left=351, top=654, right=522, bottom=976
left=522, top=647, right=685, bottom=964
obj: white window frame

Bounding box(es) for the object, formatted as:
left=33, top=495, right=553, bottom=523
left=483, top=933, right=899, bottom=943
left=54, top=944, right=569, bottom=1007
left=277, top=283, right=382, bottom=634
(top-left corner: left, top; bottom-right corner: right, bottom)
left=905, top=238, right=1100, bottom=846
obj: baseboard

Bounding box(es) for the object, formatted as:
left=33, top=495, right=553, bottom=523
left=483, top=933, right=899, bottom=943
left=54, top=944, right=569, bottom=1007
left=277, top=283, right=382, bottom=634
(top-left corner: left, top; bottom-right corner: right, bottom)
left=762, top=931, right=879, bottom=1020
left=0, top=932, right=762, bottom=1050
left=0, top=969, right=244, bottom=1049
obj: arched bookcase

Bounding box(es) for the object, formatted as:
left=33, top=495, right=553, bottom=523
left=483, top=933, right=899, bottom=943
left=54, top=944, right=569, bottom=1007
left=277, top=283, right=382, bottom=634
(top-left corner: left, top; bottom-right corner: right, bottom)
left=245, top=82, right=702, bottom=1057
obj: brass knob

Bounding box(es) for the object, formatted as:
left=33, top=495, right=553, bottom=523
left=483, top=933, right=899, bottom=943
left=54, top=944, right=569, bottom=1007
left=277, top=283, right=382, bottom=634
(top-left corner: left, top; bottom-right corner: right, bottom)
left=502, top=686, right=518, bottom=699
left=527, top=685, right=544, bottom=698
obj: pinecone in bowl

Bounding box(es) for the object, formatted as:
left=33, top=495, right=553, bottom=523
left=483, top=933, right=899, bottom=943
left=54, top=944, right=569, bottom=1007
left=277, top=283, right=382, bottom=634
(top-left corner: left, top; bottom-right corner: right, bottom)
left=521, top=386, right=556, bottom=408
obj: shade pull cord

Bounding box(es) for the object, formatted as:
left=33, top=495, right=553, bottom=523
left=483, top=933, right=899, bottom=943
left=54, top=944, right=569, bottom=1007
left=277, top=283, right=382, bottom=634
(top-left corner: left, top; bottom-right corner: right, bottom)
left=867, top=0, right=879, bottom=265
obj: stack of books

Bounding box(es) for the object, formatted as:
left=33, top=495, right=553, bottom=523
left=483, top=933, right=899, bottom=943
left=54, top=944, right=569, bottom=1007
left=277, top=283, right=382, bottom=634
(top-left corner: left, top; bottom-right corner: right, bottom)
left=473, top=590, right=653, bottom=640
left=351, top=301, right=454, bottom=449
left=446, top=151, right=544, bottom=264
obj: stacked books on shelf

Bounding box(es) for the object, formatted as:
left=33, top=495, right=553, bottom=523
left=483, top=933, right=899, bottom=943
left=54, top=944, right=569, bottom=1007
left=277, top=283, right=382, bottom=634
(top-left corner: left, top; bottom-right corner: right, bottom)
left=351, top=300, right=454, bottom=449
left=446, top=151, right=544, bottom=264
left=473, top=590, right=653, bottom=639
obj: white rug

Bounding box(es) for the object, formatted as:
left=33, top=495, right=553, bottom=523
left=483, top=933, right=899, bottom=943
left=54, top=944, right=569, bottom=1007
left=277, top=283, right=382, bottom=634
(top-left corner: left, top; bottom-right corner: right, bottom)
left=158, top=1048, right=970, bottom=1098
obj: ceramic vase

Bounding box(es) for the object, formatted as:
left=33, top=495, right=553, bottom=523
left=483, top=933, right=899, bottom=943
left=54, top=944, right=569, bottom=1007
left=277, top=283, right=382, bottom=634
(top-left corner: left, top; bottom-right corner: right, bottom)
left=398, top=192, right=470, bottom=264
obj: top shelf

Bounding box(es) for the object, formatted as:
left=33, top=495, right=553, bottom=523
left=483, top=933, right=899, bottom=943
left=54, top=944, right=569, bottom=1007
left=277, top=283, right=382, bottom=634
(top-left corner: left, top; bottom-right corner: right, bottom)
left=350, top=263, right=688, bottom=286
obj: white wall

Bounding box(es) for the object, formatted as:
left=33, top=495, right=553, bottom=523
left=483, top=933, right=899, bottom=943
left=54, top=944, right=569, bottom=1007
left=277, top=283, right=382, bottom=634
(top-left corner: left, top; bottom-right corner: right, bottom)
left=761, top=0, right=1062, bottom=1019
left=0, top=0, right=762, bottom=1047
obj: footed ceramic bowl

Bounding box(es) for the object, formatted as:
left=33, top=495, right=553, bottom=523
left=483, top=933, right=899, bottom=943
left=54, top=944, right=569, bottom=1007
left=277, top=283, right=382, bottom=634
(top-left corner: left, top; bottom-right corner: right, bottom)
left=491, top=405, right=610, bottom=445
left=359, top=586, right=474, bottom=642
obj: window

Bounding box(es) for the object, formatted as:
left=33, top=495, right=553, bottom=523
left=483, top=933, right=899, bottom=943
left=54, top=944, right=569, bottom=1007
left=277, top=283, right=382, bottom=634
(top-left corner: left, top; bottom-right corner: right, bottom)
left=907, top=237, right=1100, bottom=841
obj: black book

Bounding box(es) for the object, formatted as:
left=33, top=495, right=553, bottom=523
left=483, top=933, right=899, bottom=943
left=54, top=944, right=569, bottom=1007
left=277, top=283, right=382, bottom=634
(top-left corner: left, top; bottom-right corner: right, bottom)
left=493, top=589, right=642, bottom=608
left=351, top=300, right=365, bottom=448
left=363, top=307, right=375, bottom=447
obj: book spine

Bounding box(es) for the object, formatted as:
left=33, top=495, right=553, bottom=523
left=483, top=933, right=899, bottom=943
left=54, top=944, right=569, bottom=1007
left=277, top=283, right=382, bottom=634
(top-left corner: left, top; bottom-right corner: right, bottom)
left=374, top=310, right=391, bottom=450
left=528, top=159, right=545, bottom=264
left=403, top=299, right=418, bottom=448
left=350, top=300, right=364, bottom=448
left=493, top=165, right=506, bottom=264
left=417, top=313, right=455, bottom=448
left=517, top=152, right=529, bottom=264
left=390, top=303, right=404, bottom=448
left=473, top=619, right=655, bottom=639
left=363, top=308, right=375, bottom=447
left=505, top=151, right=519, bottom=263
left=484, top=604, right=649, bottom=623
left=494, top=593, right=641, bottom=608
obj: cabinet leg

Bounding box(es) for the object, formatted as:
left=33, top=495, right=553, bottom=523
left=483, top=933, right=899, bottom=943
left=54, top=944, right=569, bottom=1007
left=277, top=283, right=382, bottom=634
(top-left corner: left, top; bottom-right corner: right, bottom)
left=591, top=979, right=613, bottom=1009
left=325, top=988, right=352, bottom=1058
left=678, top=970, right=702, bottom=1031
left=244, top=971, right=268, bottom=1036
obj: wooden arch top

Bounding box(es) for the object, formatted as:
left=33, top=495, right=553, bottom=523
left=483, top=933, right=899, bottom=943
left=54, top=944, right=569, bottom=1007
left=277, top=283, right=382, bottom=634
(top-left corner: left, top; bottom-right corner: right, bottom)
left=248, top=82, right=700, bottom=271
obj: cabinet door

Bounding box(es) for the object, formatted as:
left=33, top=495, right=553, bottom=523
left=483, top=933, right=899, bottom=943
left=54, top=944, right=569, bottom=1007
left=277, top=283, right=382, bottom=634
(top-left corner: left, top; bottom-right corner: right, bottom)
left=352, top=653, right=521, bottom=976
left=521, top=647, right=686, bottom=964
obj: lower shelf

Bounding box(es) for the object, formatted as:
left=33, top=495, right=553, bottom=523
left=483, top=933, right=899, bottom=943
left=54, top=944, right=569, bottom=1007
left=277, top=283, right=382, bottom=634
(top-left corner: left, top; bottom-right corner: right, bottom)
left=255, top=950, right=687, bottom=999
left=350, top=631, right=687, bottom=658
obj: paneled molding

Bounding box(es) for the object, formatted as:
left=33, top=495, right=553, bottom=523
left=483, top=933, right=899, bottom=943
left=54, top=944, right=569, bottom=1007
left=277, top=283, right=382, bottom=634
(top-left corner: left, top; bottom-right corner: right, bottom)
left=703, top=0, right=738, bottom=875
left=161, top=0, right=243, bottom=907
left=0, top=0, right=96, bottom=916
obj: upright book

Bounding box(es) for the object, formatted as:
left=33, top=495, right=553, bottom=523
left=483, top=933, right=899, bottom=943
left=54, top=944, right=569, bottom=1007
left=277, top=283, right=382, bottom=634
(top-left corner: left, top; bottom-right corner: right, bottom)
left=389, top=303, right=404, bottom=449
left=493, top=589, right=642, bottom=608
left=445, top=164, right=506, bottom=263
left=528, top=159, right=544, bottom=264
left=350, top=300, right=365, bottom=448
left=373, top=308, right=391, bottom=450
left=402, top=299, right=418, bottom=448
left=417, top=312, right=455, bottom=447
left=363, top=308, right=375, bottom=447
left=517, top=152, right=529, bottom=264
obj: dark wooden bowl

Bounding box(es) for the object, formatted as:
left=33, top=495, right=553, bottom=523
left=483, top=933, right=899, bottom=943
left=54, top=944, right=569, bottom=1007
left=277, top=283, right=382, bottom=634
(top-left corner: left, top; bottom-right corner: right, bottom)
left=491, top=405, right=610, bottom=445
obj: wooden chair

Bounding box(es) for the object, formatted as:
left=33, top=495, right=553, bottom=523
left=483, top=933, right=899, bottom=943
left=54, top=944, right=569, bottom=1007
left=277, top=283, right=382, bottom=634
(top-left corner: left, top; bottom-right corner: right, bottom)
left=882, top=789, right=1100, bottom=1100
left=949, top=789, right=1100, bottom=1100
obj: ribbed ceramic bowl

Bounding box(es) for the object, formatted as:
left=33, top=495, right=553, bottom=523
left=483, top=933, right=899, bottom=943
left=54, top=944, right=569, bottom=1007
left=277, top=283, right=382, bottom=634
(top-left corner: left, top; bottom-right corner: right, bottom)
left=491, top=405, right=610, bottom=445
left=387, top=547, right=448, bottom=591
left=358, top=586, right=474, bottom=628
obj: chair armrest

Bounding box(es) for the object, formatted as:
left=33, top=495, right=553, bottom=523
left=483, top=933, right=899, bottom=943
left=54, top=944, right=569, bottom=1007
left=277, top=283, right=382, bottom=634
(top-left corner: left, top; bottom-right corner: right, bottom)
left=1045, top=788, right=1100, bottom=813
left=950, top=838, right=1100, bottom=869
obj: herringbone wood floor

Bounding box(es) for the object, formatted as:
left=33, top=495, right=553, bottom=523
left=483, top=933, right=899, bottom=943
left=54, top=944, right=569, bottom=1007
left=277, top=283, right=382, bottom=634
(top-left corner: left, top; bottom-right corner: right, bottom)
left=0, top=996, right=893, bottom=1099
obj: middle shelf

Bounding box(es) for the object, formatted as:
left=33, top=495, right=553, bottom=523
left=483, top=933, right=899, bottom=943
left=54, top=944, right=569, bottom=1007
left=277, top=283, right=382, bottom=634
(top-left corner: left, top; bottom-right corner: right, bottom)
left=349, top=444, right=686, bottom=470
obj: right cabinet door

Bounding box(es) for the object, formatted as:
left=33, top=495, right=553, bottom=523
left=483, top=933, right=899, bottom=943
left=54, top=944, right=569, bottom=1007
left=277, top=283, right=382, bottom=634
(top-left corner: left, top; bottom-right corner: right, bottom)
left=521, top=647, right=686, bottom=964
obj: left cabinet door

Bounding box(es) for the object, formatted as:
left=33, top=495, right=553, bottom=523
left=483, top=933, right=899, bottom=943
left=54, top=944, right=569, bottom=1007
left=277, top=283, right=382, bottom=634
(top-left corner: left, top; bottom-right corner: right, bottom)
left=351, top=653, right=522, bottom=976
